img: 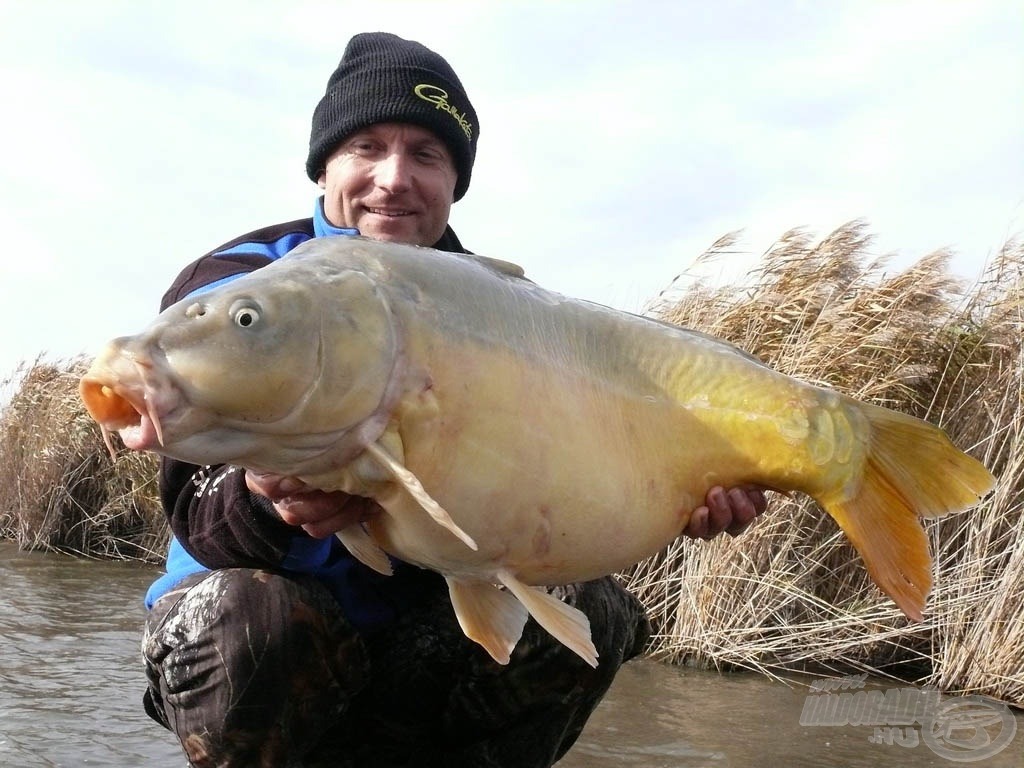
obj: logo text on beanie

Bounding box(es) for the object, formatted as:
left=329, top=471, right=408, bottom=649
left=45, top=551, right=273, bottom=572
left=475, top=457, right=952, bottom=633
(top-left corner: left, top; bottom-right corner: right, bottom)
left=414, top=84, right=473, bottom=140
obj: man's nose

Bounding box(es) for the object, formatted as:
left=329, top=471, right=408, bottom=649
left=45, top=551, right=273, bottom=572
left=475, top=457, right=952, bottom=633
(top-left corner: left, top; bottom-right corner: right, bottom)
left=374, top=152, right=413, bottom=193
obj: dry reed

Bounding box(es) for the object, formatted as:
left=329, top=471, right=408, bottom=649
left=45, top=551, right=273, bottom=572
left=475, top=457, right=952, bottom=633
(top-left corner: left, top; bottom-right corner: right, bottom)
left=0, top=357, right=166, bottom=561
left=625, top=220, right=1023, bottom=706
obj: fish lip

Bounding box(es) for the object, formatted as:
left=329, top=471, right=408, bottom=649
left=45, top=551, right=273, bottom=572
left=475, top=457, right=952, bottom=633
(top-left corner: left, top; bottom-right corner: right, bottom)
left=95, top=379, right=174, bottom=451
left=86, top=349, right=186, bottom=451
left=116, top=408, right=163, bottom=451
left=106, top=382, right=148, bottom=426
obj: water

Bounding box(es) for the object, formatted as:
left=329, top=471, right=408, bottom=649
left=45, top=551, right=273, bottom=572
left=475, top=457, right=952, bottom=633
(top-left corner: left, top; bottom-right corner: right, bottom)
left=1, top=542, right=1019, bottom=767
left=557, top=661, right=1021, bottom=767
left=0, top=542, right=183, bottom=766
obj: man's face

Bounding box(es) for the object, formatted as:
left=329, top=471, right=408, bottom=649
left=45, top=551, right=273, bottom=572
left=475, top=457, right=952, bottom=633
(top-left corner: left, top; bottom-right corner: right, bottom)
left=318, top=123, right=458, bottom=247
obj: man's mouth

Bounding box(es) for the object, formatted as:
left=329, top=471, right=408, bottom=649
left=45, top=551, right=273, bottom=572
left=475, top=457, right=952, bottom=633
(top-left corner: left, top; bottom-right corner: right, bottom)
left=365, top=206, right=415, bottom=218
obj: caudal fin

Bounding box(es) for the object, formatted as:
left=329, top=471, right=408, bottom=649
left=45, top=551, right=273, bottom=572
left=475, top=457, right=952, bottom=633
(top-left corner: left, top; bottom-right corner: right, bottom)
left=821, top=401, right=995, bottom=620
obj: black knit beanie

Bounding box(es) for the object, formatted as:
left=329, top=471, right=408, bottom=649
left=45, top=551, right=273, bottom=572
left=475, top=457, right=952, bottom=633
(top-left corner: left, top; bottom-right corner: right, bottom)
left=307, top=32, right=479, bottom=201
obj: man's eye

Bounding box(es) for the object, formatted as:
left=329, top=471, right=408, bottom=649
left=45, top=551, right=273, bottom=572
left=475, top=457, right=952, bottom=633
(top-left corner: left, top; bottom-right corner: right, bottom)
left=345, top=137, right=381, bottom=155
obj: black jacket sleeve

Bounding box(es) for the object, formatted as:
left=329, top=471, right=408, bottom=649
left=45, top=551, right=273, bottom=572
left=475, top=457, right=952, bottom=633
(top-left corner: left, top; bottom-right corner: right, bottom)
left=159, top=460, right=300, bottom=569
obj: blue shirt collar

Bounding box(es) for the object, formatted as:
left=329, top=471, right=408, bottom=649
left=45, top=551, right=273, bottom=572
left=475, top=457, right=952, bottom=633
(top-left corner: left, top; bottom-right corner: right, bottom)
left=313, top=196, right=360, bottom=239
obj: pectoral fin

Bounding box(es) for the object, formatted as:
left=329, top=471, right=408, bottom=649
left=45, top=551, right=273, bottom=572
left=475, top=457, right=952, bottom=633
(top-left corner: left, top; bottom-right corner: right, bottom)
left=364, top=442, right=478, bottom=551
left=447, top=577, right=530, bottom=665
left=335, top=524, right=392, bottom=576
left=497, top=570, right=599, bottom=668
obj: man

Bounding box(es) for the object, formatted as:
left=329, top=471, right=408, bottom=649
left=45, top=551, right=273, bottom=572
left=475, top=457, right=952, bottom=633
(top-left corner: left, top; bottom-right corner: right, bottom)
left=142, top=32, right=766, bottom=768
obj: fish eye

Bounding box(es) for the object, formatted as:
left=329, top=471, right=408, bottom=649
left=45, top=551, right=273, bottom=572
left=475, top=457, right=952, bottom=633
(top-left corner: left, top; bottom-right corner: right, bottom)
left=229, top=301, right=262, bottom=329
left=236, top=309, right=259, bottom=327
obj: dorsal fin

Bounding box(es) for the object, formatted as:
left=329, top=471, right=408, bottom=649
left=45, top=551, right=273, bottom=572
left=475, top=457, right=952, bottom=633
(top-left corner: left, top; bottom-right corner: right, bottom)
left=464, top=253, right=527, bottom=279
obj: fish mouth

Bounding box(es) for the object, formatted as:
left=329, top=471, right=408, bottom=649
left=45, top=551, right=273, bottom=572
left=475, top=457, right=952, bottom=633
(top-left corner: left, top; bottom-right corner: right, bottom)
left=80, top=357, right=169, bottom=457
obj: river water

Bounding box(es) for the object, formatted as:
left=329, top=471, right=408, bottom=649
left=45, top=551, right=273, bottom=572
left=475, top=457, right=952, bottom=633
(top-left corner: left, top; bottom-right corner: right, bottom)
left=1, top=542, right=1019, bottom=767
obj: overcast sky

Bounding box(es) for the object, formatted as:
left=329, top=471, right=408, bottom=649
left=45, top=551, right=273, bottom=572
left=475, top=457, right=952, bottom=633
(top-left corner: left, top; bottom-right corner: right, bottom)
left=0, top=0, right=1021, bottom=384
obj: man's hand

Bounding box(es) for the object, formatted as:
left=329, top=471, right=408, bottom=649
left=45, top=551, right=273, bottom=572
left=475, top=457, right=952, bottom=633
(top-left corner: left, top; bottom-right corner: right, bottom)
left=245, top=471, right=381, bottom=539
left=684, top=485, right=768, bottom=540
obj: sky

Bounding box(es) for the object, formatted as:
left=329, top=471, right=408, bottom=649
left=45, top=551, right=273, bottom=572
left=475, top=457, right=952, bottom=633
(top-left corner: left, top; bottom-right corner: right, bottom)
left=0, top=0, right=1021, bottom=386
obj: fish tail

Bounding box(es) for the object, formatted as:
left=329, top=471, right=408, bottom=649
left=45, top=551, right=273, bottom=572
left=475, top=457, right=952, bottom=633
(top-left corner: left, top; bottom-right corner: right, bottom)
left=820, top=401, right=994, bottom=621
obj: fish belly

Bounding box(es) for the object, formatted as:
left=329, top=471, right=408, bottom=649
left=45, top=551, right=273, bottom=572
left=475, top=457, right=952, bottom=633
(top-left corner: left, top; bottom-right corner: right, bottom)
left=365, top=322, right=855, bottom=585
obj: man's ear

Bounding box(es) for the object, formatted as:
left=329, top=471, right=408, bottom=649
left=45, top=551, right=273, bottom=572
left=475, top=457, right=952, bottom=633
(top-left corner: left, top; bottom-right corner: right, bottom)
left=317, top=172, right=327, bottom=189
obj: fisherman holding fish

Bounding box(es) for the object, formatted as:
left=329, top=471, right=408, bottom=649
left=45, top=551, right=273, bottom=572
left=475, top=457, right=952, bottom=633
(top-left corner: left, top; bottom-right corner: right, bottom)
left=139, top=32, right=766, bottom=767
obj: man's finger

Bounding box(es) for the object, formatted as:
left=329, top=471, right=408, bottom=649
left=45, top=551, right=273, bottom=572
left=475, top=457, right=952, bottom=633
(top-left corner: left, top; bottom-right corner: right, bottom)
left=747, top=487, right=768, bottom=515
left=685, top=506, right=710, bottom=539
left=724, top=487, right=757, bottom=536
left=245, top=470, right=306, bottom=500
left=704, top=486, right=733, bottom=538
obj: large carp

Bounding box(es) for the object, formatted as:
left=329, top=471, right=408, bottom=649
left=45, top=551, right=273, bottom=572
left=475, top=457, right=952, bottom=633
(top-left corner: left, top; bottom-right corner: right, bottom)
left=80, top=237, right=994, bottom=667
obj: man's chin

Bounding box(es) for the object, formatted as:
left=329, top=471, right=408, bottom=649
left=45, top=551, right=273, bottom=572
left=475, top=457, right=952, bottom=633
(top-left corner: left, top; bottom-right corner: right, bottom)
left=358, top=220, right=420, bottom=245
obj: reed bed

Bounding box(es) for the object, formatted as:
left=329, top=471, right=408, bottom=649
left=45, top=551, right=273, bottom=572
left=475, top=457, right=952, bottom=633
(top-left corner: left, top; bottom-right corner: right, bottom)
left=625, top=220, right=1023, bottom=706
left=0, top=358, right=166, bottom=561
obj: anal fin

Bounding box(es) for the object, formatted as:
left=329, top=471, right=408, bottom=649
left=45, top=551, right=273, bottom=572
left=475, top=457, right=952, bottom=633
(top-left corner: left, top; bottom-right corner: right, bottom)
left=447, top=576, right=529, bottom=665
left=497, top=570, right=599, bottom=668
left=335, top=524, right=393, bottom=576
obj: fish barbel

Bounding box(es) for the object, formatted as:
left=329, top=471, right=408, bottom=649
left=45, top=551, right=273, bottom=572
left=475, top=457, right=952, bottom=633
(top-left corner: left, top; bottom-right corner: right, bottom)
left=80, top=237, right=994, bottom=667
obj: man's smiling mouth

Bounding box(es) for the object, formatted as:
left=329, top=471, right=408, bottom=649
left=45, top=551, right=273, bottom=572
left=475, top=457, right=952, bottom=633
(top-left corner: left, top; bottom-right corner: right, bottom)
left=366, top=207, right=414, bottom=217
